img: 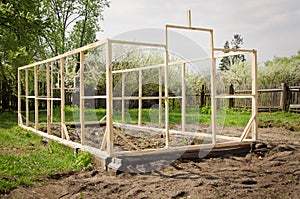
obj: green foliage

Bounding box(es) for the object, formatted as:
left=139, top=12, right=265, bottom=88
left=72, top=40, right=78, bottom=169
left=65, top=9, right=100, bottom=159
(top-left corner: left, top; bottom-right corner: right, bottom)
left=200, top=106, right=211, bottom=114
left=219, top=34, right=246, bottom=71
left=74, top=151, right=93, bottom=169
left=259, top=51, right=300, bottom=86
left=0, top=0, right=110, bottom=111
left=221, top=61, right=251, bottom=86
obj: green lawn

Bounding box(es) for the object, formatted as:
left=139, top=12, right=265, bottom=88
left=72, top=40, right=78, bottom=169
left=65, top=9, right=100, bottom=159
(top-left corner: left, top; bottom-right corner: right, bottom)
left=0, top=112, right=91, bottom=194
left=34, top=106, right=300, bottom=130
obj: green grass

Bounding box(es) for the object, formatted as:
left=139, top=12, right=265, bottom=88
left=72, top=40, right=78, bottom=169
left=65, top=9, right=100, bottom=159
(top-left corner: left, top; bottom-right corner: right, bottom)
left=30, top=106, right=300, bottom=129
left=0, top=112, right=89, bottom=194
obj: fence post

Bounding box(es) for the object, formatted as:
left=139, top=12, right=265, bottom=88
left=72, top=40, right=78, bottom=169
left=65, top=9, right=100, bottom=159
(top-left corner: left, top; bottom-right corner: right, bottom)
left=200, top=84, right=205, bottom=107
left=228, top=84, right=234, bottom=108
left=280, top=83, right=288, bottom=111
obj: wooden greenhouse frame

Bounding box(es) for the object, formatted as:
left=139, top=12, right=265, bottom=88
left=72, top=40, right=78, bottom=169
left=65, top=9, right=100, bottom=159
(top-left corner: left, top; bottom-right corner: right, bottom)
left=18, top=11, right=258, bottom=170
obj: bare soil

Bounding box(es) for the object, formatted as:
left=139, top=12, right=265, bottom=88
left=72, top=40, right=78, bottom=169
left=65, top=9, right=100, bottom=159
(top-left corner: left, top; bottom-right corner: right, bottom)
left=2, top=127, right=300, bottom=199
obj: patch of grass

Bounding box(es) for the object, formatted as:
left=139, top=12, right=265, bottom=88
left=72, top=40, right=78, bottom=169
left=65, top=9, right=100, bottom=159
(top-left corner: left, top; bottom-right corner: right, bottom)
left=258, top=111, right=300, bottom=131
left=38, top=106, right=300, bottom=129
left=0, top=112, right=87, bottom=194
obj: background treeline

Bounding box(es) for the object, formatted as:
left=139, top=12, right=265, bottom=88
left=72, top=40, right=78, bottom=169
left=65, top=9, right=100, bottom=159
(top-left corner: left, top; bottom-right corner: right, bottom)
left=1, top=1, right=300, bottom=112
left=0, top=0, right=110, bottom=111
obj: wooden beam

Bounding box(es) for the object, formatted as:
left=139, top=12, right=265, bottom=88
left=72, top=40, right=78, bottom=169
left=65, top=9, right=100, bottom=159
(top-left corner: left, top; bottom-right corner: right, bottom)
left=60, top=58, right=65, bottom=139
left=240, top=115, right=255, bottom=141
left=113, top=141, right=252, bottom=157
left=159, top=66, right=163, bottom=127
left=113, top=122, right=240, bottom=142
left=62, top=123, right=70, bottom=141
left=187, top=10, right=191, bottom=27
left=25, top=69, right=29, bottom=126
left=100, top=128, right=108, bottom=151
left=46, top=63, right=51, bottom=134
left=113, top=129, right=140, bottom=151
left=164, top=27, right=170, bottom=148
left=109, top=39, right=165, bottom=48
left=214, top=48, right=256, bottom=53
left=251, top=50, right=258, bottom=141
left=18, top=39, right=107, bottom=70
left=34, top=66, right=38, bottom=130
left=18, top=69, right=21, bottom=125
left=181, top=63, right=186, bottom=133
left=80, top=51, right=85, bottom=145
left=138, top=69, right=142, bottom=126
left=106, top=40, right=114, bottom=155
left=215, top=94, right=254, bottom=99
left=210, top=31, right=217, bottom=145
left=121, top=73, right=125, bottom=123
left=166, top=24, right=213, bottom=32
left=50, top=63, right=54, bottom=124
left=214, top=51, right=249, bottom=59
left=18, top=123, right=108, bottom=158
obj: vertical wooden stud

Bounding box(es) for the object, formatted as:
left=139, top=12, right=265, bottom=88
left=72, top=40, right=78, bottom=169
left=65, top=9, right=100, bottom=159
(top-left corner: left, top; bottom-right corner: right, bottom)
left=181, top=63, right=186, bottom=133
left=138, top=69, right=142, bottom=126
left=121, top=72, right=125, bottom=123
left=106, top=40, right=114, bottom=155
left=50, top=63, right=54, bottom=123
left=80, top=51, right=85, bottom=145
left=159, top=66, right=163, bottom=127
left=209, top=30, right=217, bottom=145
left=60, top=58, right=65, bottom=139
left=34, top=66, right=38, bottom=130
left=252, top=50, right=258, bottom=141
left=46, top=63, right=51, bottom=134
left=25, top=68, right=29, bottom=126
left=164, top=26, right=170, bottom=148
left=187, top=10, right=192, bottom=27
left=17, top=69, right=21, bottom=125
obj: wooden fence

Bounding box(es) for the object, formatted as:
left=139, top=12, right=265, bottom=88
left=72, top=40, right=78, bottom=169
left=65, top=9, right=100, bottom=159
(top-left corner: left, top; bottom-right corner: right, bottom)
left=187, top=83, right=300, bottom=112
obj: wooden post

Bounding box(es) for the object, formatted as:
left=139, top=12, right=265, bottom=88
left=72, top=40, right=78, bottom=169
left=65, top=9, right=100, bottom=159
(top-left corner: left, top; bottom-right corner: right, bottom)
left=18, top=69, right=21, bottom=125
left=182, top=63, right=186, bottom=133
left=164, top=26, right=170, bottom=148
left=210, top=30, right=217, bottom=145
left=280, top=83, right=287, bottom=111
left=159, top=66, right=163, bottom=127
left=25, top=69, right=29, bottom=126
left=121, top=72, right=125, bottom=123
left=34, top=66, right=38, bottom=129
left=138, top=69, right=142, bottom=126
left=187, top=10, right=191, bottom=27
left=228, top=84, right=234, bottom=108
left=80, top=51, right=85, bottom=145
left=50, top=63, right=54, bottom=123
left=60, top=58, right=65, bottom=139
left=251, top=50, right=258, bottom=141
left=46, top=63, right=51, bottom=134
left=106, top=40, right=114, bottom=155
left=200, top=84, right=205, bottom=107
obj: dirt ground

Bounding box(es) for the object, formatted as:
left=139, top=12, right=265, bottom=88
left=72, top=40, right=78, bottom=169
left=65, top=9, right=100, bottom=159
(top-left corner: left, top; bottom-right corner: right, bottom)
left=2, top=127, right=300, bottom=199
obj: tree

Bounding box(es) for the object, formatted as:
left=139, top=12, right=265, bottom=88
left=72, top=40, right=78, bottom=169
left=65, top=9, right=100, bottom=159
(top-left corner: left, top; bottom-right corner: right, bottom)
left=258, top=51, right=300, bottom=86
left=0, top=0, right=110, bottom=111
left=219, top=41, right=230, bottom=71
left=42, top=0, right=110, bottom=59
left=219, top=34, right=246, bottom=71
left=0, top=0, right=44, bottom=111
left=221, top=61, right=251, bottom=87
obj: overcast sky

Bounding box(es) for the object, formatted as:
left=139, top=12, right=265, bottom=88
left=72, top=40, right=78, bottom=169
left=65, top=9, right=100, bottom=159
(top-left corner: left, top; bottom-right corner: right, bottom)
left=98, top=0, right=300, bottom=64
